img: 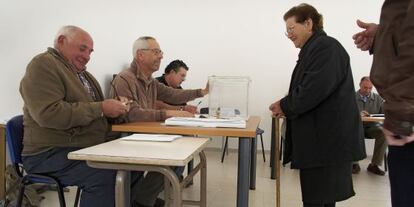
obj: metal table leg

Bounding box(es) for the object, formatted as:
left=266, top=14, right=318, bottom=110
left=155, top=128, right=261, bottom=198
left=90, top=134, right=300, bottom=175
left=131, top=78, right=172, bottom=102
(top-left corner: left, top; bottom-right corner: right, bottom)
left=250, top=137, right=257, bottom=190
left=115, top=170, right=130, bottom=207
left=187, top=159, right=194, bottom=186
left=237, top=138, right=251, bottom=207
left=87, top=151, right=208, bottom=207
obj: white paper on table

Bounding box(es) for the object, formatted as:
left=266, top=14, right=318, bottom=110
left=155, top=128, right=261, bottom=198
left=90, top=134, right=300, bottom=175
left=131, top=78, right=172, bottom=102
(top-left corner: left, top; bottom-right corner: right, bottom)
left=165, top=117, right=246, bottom=128
left=120, top=134, right=182, bottom=142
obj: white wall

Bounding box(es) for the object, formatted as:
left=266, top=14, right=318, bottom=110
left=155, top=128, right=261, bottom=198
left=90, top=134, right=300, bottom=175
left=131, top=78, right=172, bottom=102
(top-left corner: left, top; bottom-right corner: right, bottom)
left=0, top=0, right=382, bottom=153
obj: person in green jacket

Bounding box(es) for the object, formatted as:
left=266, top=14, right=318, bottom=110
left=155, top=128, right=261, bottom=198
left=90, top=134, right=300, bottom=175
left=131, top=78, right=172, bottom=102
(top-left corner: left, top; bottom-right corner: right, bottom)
left=19, top=25, right=130, bottom=207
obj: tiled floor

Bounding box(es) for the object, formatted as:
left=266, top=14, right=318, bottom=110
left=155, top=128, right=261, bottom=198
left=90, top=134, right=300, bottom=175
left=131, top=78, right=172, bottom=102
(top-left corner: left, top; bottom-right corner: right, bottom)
left=38, top=149, right=391, bottom=207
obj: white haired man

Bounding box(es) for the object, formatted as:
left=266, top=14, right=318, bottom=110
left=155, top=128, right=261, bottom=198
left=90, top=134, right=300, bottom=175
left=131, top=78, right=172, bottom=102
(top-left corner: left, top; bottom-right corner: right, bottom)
left=20, top=25, right=130, bottom=206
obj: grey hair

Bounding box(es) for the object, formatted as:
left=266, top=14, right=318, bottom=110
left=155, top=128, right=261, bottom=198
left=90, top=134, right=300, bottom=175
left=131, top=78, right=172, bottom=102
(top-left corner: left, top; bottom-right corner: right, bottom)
left=53, top=25, right=83, bottom=48
left=132, top=36, right=156, bottom=58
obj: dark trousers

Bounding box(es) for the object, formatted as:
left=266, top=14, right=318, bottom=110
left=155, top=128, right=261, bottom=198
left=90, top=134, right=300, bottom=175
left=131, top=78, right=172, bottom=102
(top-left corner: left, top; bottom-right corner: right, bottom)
left=388, top=142, right=414, bottom=207
left=132, top=166, right=185, bottom=206
left=365, top=126, right=387, bottom=166
left=23, top=147, right=117, bottom=207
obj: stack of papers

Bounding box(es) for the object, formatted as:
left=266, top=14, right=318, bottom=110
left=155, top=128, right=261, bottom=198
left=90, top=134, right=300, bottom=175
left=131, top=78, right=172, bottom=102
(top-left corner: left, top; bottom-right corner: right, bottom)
left=165, top=117, right=246, bottom=128
left=369, top=114, right=384, bottom=117
left=121, top=134, right=182, bottom=142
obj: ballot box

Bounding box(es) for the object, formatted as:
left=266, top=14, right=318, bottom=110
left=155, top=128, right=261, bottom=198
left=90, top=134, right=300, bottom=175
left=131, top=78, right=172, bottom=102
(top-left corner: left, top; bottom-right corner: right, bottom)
left=208, top=76, right=251, bottom=119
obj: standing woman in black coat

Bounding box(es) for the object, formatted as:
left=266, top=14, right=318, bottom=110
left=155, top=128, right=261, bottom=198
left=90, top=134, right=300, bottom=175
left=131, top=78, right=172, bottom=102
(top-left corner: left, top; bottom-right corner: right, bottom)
left=269, top=4, right=366, bottom=207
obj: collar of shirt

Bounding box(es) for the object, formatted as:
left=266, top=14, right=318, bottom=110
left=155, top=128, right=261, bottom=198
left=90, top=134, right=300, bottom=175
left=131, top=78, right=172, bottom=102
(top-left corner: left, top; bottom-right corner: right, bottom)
left=49, top=47, right=87, bottom=74
left=129, top=59, right=154, bottom=87
left=359, top=92, right=371, bottom=103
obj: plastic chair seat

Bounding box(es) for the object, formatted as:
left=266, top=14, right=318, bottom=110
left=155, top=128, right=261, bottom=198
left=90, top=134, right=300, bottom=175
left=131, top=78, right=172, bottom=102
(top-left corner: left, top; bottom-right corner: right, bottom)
left=6, top=115, right=80, bottom=207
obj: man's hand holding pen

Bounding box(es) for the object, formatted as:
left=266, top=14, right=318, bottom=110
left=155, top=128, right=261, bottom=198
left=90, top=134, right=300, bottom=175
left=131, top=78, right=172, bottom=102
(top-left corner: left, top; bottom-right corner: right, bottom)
left=122, top=100, right=133, bottom=106
left=102, top=96, right=131, bottom=118
left=182, top=105, right=197, bottom=114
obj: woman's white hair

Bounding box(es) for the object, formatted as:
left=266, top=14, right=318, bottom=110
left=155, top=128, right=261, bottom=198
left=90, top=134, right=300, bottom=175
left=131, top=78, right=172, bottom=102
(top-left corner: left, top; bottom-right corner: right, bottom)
left=132, top=36, right=156, bottom=58
left=53, top=25, right=83, bottom=48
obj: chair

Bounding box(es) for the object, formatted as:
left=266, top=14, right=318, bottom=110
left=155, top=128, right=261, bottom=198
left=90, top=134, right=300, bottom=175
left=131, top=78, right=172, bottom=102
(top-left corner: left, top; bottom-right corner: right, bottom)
left=6, top=115, right=80, bottom=207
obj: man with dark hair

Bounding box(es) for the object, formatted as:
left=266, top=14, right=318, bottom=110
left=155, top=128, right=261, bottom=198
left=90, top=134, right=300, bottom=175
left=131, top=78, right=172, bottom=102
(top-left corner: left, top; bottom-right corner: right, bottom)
left=157, top=59, right=189, bottom=89
left=155, top=60, right=197, bottom=113
left=353, top=76, right=387, bottom=176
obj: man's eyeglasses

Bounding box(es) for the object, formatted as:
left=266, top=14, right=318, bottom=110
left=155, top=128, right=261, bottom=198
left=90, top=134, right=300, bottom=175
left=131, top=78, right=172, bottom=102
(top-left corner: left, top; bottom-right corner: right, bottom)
left=139, top=48, right=163, bottom=56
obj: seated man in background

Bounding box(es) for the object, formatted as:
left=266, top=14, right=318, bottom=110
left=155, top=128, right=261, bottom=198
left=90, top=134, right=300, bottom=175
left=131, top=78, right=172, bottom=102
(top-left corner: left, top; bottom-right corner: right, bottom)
left=19, top=25, right=130, bottom=206
left=110, top=36, right=208, bottom=207
left=353, top=76, right=387, bottom=176
left=155, top=59, right=198, bottom=113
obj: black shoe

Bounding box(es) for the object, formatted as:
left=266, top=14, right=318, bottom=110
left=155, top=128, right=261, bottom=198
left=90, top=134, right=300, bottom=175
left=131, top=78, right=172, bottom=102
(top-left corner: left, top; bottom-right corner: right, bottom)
left=367, top=163, right=385, bottom=176
left=352, top=163, right=361, bottom=174
left=134, top=198, right=165, bottom=207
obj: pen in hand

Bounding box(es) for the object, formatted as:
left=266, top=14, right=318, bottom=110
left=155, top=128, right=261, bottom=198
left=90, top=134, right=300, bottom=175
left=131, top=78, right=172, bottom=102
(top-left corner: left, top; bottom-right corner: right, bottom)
left=196, top=101, right=202, bottom=107
left=122, top=100, right=133, bottom=106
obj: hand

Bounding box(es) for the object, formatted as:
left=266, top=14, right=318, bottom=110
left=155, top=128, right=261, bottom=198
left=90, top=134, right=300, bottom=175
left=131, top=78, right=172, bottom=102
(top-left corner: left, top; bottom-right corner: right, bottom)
left=360, top=110, right=369, bottom=117
left=382, top=127, right=414, bottom=146
left=183, top=105, right=198, bottom=114
left=269, top=100, right=284, bottom=117
left=166, top=110, right=195, bottom=118
left=352, top=19, right=378, bottom=51
left=201, top=81, right=209, bottom=96
left=118, top=96, right=132, bottom=111
left=102, top=99, right=129, bottom=118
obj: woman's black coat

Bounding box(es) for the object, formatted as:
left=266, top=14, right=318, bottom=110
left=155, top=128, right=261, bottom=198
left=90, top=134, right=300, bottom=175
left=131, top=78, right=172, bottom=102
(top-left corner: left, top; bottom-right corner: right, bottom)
left=280, top=30, right=366, bottom=169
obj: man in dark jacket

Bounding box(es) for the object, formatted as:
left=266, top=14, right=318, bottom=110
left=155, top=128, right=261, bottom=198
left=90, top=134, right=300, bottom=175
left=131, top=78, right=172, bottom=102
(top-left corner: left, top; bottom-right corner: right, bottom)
left=155, top=59, right=198, bottom=113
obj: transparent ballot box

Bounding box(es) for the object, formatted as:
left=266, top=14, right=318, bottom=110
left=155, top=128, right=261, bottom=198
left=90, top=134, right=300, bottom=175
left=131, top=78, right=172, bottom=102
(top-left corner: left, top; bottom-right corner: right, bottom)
left=208, top=76, right=251, bottom=119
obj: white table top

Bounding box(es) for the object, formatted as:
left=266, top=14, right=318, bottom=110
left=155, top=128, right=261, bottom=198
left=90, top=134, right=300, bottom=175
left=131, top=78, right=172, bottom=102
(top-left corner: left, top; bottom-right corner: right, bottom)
left=68, top=137, right=210, bottom=166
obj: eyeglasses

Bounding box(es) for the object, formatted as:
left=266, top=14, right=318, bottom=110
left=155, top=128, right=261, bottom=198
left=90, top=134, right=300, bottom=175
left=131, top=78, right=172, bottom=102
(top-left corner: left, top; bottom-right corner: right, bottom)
left=139, top=48, right=163, bottom=56
left=285, top=25, right=296, bottom=36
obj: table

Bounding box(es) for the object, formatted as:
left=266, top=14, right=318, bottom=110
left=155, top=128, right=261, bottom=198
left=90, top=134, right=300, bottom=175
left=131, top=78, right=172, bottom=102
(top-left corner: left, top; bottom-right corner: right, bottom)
left=112, top=116, right=261, bottom=207
left=0, top=124, right=5, bottom=201
left=69, top=137, right=209, bottom=207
